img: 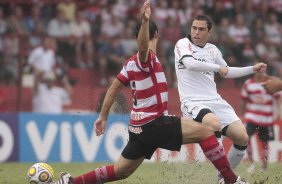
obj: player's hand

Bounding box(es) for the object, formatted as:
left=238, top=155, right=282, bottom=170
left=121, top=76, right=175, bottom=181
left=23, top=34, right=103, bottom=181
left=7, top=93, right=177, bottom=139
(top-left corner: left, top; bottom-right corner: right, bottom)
left=253, top=63, right=267, bottom=73
left=94, top=116, right=107, bottom=136
left=219, top=66, right=228, bottom=77
left=141, top=0, right=151, bottom=21
left=262, top=76, right=282, bottom=94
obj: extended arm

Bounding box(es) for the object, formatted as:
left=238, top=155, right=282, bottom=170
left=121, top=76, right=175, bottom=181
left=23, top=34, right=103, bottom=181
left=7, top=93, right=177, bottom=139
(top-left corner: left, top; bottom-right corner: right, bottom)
left=137, top=1, right=151, bottom=63
left=219, top=63, right=267, bottom=78
left=95, top=79, right=124, bottom=136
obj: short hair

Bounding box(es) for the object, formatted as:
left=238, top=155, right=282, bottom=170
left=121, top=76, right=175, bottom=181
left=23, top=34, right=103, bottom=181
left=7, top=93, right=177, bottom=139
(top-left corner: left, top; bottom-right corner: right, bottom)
left=192, top=15, right=212, bottom=31
left=134, top=20, right=158, bottom=40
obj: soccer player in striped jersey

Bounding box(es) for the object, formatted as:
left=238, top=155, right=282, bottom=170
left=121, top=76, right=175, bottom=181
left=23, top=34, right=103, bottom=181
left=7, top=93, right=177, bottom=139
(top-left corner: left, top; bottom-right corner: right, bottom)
left=241, top=70, right=280, bottom=172
left=174, top=15, right=267, bottom=183
left=52, top=2, right=247, bottom=184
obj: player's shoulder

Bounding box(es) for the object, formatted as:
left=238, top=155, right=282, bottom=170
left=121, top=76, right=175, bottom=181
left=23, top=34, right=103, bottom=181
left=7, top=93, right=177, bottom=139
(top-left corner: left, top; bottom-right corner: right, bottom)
left=176, top=37, right=190, bottom=46
left=205, top=43, right=219, bottom=50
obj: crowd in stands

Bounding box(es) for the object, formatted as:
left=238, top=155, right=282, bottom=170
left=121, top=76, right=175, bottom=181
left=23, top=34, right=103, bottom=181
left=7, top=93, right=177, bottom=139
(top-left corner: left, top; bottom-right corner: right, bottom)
left=0, top=0, right=281, bottom=88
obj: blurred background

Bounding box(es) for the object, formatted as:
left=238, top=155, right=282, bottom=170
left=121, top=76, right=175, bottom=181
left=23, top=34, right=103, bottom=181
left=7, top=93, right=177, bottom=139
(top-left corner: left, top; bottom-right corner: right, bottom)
left=0, top=0, right=281, bottom=114
left=0, top=0, right=282, bottom=164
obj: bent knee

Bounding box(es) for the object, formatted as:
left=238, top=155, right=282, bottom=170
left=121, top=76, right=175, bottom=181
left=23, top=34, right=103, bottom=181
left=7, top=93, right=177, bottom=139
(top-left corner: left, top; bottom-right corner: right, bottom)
left=236, top=133, right=249, bottom=146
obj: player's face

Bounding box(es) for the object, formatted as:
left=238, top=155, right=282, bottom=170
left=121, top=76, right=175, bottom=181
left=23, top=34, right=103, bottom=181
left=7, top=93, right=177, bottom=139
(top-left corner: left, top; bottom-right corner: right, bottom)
left=191, top=20, right=210, bottom=47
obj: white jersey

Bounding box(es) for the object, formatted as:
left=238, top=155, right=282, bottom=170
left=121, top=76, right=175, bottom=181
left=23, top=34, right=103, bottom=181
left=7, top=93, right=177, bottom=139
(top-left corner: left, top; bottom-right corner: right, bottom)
left=174, top=36, right=227, bottom=102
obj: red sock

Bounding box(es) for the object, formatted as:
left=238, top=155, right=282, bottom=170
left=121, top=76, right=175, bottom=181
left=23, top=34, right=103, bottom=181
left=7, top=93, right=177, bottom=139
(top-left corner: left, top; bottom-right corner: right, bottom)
left=199, top=135, right=237, bottom=183
left=73, top=165, right=117, bottom=184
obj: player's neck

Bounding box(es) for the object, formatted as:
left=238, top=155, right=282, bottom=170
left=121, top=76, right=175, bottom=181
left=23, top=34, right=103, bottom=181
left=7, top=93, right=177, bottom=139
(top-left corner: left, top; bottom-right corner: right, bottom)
left=149, top=40, right=157, bottom=54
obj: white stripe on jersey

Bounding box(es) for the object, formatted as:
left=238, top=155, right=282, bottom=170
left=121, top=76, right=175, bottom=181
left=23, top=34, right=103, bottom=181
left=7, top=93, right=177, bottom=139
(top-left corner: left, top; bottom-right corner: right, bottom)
left=156, top=72, right=166, bottom=83
left=246, top=103, right=273, bottom=113
left=245, top=112, right=273, bottom=124
left=135, top=77, right=153, bottom=90
left=134, top=95, right=157, bottom=109
left=161, top=91, right=168, bottom=103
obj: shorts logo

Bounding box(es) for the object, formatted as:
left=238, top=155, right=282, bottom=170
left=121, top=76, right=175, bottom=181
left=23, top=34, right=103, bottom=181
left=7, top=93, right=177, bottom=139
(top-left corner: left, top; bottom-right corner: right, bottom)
left=128, top=126, right=143, bottom=134
left=191, top=106, right=199, bottom=115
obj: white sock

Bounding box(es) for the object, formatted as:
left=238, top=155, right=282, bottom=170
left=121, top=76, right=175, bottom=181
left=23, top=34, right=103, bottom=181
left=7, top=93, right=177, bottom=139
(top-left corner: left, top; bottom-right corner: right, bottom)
left=227, top=144, right=246, bottom=169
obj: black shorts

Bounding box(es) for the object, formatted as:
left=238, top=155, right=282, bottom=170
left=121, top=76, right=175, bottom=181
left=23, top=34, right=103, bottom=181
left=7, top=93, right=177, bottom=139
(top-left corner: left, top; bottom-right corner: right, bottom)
left=121, top=115, right=182, bottom=160
left=246, top=122, right=274, bottom=142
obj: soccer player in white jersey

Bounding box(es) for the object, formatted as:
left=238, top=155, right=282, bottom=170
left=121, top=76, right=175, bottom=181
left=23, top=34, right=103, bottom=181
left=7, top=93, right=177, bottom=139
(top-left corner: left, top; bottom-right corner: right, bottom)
left=241, top=70, right=280, bottom=172
left=174, top=15, right=267, bottom=183
left=52, top=2, right=247, bottom=184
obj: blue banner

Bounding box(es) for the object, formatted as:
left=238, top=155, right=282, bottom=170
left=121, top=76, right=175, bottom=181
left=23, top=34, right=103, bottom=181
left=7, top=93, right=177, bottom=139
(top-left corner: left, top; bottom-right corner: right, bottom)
left=19, top=113, right=130, bottom=162
left=0, top=113, right=18, bottom=162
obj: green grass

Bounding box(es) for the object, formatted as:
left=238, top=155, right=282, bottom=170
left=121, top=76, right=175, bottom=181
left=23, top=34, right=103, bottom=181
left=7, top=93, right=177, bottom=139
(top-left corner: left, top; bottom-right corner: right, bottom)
left=1, top=162, right=282, bottom=184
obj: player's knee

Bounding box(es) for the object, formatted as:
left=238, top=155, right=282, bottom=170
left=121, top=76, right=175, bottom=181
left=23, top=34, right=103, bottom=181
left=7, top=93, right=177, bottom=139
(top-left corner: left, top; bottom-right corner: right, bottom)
left=237, top=133, right=249, bottom=146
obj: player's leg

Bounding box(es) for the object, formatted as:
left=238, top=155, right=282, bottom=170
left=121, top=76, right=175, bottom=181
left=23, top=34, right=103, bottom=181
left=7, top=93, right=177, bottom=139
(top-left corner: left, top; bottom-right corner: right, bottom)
left=73, top=156, right=144, bottom=184
left=258, top=126, right=271, bottom=171
left=245, top=122, right=257, bottom=173
left=181, top=103, right=222, bottom=137
left=52, top=156, right=144, bottom=184
left=213, top=100, right=248, bottom=170
left=222, top=120, right=249, bottom=169
left=181, top=118, right=239, bottom=184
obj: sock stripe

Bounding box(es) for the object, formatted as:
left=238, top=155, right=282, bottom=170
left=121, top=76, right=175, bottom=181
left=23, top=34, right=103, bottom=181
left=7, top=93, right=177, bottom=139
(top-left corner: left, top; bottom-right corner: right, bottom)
left=95, top=166, right=108, bottom=182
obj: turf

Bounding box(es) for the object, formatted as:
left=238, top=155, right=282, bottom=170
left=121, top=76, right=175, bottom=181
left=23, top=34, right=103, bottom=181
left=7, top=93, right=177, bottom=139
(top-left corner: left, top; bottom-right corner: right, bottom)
left=1, top=162, right=282, bottom=184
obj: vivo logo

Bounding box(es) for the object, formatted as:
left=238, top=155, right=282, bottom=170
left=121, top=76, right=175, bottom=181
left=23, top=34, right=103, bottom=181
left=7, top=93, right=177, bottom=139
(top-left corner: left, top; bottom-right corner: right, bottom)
left=22, top=119, right=128, bottom=162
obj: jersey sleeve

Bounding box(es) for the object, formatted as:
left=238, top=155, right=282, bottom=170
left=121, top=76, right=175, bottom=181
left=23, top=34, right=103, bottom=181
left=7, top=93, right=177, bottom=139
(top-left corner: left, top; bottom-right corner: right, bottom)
left=174, top=39, right=193, bottom=62
left=117, top=64, right=130, bottom=86
left=214, top=47, right=228, bottom=66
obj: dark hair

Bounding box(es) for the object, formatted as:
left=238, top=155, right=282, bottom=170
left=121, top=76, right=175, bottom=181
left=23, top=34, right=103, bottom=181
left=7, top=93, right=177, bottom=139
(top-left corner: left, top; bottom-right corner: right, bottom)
left=192, top=15, right=212, bottom=31
left=134, top=20, right=158, bottom=40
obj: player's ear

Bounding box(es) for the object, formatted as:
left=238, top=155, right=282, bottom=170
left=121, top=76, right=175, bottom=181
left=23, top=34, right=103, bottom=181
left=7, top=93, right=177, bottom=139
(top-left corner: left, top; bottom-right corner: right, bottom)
left=154, top=31, right=158, bottom=39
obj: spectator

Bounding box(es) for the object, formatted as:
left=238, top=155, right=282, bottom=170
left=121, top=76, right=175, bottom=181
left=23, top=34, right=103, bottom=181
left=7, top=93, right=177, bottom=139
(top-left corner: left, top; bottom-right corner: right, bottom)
left=100, top=14, right=124, bottom=39
left=1, top=29, right=19, bottom=84
left=7, top=6, right=29, bottom=36
left=57, top=0, right=76, bottom=22
left=250, top=16, right=265, bottom=41
left=264, top=13, right=281, bottom=46
left=119, top=23, right=137, bottom=57
left=24, top=4, right=45, bottom=34
left=228, top=13, right=250, bottom=45
left=47, top=9, right=74, bottom=66
left=27, top=36, right=56, bottom=75
left=32, top=71, right=72, bottom=114
left=0, top=7, right=7, bottom=35
left=98, top=36, right=125, bottom=86
left=69, top=10, right=93, bottom=68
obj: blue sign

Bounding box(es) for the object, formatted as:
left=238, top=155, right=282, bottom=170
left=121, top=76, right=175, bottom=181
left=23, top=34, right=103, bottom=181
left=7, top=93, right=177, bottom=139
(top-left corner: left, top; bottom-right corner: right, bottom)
left=0, top=113, right=19, bottom=162
left=19, top=113, right=130, bottom=162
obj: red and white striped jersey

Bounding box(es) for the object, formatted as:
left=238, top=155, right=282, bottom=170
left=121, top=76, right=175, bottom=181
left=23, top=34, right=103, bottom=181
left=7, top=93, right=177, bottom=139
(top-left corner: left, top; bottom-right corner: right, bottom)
left=241, top=78, right=275, bottom=126
left=117, top=50, right=168, bottom=125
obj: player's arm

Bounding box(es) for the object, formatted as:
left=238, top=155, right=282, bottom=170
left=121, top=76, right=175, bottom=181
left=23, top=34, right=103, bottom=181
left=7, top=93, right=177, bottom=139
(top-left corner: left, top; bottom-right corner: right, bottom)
left=181, top=56, right=220, bottom=72
left=137, top=0, right=150, bottom=63
left=95, top=79, right=124, bottom=136
left=219, top=63, right=267, bottom=78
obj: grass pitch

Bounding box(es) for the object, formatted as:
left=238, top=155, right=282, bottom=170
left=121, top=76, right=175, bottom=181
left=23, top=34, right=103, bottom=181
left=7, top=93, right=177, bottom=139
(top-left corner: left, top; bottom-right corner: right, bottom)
left=1, top=161, right=282, bottom=184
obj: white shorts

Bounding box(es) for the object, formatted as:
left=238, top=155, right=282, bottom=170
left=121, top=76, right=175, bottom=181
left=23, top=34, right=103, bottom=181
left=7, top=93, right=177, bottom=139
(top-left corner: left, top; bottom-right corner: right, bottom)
left=181, top=98, right=240, bottom=129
